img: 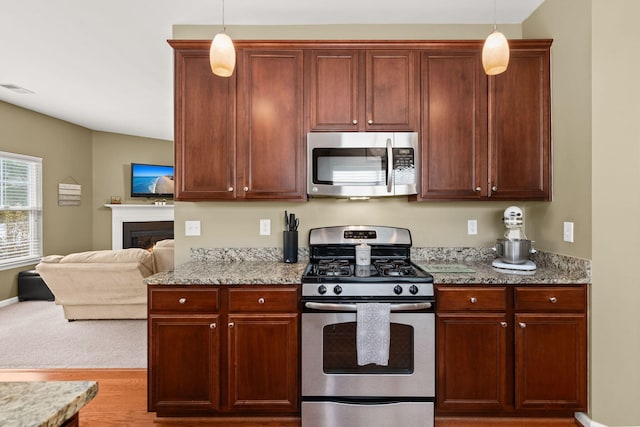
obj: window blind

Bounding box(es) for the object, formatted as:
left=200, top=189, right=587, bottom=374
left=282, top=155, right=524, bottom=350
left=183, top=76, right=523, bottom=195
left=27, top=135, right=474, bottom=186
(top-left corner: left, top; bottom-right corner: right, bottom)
left=0, top=151, right=42, bottom=269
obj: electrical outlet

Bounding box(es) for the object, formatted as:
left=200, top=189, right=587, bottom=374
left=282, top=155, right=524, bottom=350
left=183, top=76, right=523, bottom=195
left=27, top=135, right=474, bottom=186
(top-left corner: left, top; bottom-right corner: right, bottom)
left=185, top=220, right=201, bottom=236
left=467, top=219, right=478, bottom=235
left=563, top=221, right=574, bottom=243
left=260, top=219, right=271, bottom=236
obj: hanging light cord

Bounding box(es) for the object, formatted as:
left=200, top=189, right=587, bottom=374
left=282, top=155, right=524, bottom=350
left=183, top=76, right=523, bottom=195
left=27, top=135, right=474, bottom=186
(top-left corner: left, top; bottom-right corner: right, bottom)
left=221, top=0, right=226, bottom=32
left=492, top=0, right=497, bottom=32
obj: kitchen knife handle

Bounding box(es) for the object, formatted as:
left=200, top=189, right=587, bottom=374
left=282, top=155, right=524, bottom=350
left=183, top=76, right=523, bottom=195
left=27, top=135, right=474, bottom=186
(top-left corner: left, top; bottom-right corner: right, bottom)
left=386, top=138, right=393, bottom=193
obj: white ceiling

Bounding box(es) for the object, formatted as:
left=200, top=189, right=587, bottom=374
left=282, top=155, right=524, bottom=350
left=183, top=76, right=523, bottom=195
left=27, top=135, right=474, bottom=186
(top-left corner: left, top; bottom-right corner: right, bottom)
left=0, top=0, right=544, bottom=141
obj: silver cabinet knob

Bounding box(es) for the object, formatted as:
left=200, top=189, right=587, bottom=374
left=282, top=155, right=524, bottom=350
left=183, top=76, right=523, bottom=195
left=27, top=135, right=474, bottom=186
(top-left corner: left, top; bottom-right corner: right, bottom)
left=243, top=186, right=249, bottom=192
left=258, top=297, right=265, bottom=304
left=492, top=186, right=498, bottom=191
left=210, top=323, right=217, bottom=329
left=228, top=187, right=234, bottom=192
left=178, top=298, right=186, bottom=304
left=475, top=187, right=482, bottom=192
left=500, top=321, right=508, bottom=328
left=519, top=322, right=527, bottom=329
left=352, top=119, right=358, bottom=125
left=228, top=322, right=235, bottom=328
left=470, top=297, right=478, bottom=304
left=549, top=297, right=558, bottom=303
left=367, top=119, right=373, bottom=125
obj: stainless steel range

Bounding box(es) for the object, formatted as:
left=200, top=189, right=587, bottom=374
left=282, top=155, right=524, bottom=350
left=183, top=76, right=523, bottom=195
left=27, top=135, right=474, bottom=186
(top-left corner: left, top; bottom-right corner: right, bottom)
left=301, top=225, right=435, bottom=427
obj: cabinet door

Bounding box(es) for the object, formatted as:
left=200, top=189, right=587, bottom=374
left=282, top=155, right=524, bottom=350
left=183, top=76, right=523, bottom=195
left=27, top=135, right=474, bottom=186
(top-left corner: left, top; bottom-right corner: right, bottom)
left=173, top=45, right=236, bottom=200
left=489, top=43, right=551, bottom=200
left=366, top=50, right=418, bottom=131
left=308, top=50, right=360, bottom=131
left=419, top=50, right=488, bottom=199
left=237, top=49, right=305, bottom=200
left=148, top=314, right=220, bottom=414
left=514, top=313, right=587, bottom=411
left=227, top=313, right=299, bottom=413
left=436, top=313, right=510, bottom=413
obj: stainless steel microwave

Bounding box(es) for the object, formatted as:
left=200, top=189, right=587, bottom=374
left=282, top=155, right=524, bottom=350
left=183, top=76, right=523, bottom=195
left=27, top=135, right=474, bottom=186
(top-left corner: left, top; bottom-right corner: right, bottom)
left=307, top=132, right=419, bottom=198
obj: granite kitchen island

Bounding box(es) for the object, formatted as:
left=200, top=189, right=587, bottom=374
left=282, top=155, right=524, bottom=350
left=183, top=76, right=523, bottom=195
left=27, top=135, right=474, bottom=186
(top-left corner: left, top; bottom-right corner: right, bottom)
left=0, top=381, right=97, bottom=427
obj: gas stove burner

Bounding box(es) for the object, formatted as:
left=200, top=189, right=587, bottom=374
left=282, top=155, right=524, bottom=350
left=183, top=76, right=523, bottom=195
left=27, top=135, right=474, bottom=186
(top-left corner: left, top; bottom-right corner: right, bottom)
left=374, top=259, right=417, bottom=277
left=317, top=259, right=352, bottom=277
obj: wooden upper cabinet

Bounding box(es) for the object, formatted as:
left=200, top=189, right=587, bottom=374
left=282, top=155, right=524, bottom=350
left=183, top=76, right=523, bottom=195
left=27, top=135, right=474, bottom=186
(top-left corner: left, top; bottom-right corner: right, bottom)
left=307, top=49, right=417, bottom=131
left=236, top=49, right=306, bottom=200
left=419, top=49, right=488, bottom=200
left=171, top=42, right=236, bottom=201
left=489, top=41, right=552, bottom=200
left=418, top=40, right=552, bottom=201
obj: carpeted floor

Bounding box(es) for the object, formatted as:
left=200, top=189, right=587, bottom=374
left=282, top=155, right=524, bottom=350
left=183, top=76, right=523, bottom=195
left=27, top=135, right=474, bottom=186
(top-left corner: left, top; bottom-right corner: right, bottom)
left=0, top=301, right=146, bottom=369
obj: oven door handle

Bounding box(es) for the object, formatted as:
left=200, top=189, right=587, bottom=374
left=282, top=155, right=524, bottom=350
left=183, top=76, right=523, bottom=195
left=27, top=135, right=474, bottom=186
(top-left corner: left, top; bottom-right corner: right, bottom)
left=304, top=302, right=432, bottom=312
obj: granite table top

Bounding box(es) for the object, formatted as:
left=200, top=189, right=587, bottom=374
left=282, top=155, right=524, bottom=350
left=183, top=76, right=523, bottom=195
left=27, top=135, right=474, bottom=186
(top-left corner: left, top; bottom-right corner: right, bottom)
left=145, top=258, right=590, bottom=286
left=0, top=381, right=98, bottom=427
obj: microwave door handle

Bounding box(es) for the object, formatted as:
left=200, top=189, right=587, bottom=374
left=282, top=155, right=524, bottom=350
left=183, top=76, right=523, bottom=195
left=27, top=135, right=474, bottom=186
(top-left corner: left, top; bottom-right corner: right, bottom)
left=386, top=138, right=393, bottom=193
left=305, top=302, right=432, bottom=312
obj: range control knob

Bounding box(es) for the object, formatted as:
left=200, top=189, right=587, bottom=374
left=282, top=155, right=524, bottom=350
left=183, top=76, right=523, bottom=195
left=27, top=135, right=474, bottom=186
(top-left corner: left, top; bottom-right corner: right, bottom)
left=333, top=285, right=343, bottom=295
left=409, top=285, right=419, bottom=295
left=394, top=285, right=403, bottom=295
left=318, top=285, right=327, bottom=295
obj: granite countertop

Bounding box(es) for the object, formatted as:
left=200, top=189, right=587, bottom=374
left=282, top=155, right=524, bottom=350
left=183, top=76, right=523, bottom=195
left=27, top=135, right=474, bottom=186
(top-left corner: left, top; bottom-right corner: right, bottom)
left=144, top=247, right=591, bottom=286
left=0, top=381, right=97, bottom=427
left=146, top=260, right=308, bottom=285
left=414, top=260, right=591, bottom=285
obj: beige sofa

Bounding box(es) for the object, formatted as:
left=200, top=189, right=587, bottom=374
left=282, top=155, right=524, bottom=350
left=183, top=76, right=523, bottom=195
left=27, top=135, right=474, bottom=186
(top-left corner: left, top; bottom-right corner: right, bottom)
left=35, top=239, right=174, bottom=320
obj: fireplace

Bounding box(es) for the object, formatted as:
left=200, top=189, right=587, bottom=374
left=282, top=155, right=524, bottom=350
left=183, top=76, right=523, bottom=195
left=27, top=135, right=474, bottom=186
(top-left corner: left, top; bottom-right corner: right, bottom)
left=106, top=204, right=174, bottom=250
left=123, top=221, right=174, bottom=249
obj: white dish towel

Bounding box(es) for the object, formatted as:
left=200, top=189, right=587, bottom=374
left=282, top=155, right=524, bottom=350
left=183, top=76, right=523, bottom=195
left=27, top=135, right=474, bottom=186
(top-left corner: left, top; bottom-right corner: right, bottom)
left=356, top=302, right=391, bottom=366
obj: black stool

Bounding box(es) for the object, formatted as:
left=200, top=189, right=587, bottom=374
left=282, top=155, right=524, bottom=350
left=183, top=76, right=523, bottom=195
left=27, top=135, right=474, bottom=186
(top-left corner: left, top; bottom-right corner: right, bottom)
left=18, top=270, right=54, bottom=301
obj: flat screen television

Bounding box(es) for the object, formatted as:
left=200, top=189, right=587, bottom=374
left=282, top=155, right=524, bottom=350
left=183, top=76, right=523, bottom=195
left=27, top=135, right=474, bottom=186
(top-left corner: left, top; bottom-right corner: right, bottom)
left=130, top=163, right=174, bottom=198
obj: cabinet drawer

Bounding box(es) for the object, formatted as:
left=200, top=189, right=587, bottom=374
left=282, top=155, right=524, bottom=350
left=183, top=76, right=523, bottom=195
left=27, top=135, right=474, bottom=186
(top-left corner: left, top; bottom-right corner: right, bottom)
left=228, top=287, right=298, bottom=312
left=437, top=287, right=507, bottom=311
left=514, top=287, right=586, bottom=312
left=149, top=288, right=219, bottom=313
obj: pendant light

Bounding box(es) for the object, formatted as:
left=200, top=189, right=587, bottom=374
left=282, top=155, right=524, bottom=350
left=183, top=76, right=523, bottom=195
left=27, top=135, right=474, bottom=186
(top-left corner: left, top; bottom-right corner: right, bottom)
left=209, top=0, right=235, bottom=77
left=482, top=0, right=510, bottom=75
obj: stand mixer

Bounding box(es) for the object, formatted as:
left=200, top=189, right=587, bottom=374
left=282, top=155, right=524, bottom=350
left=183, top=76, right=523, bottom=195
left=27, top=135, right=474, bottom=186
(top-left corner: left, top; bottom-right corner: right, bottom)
left=492, top=206, right=537, bottom=271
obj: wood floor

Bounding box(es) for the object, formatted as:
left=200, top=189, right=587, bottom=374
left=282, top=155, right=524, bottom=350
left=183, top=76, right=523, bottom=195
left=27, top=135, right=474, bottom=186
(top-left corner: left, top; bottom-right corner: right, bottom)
left=0, top=369, right=580, bottom=427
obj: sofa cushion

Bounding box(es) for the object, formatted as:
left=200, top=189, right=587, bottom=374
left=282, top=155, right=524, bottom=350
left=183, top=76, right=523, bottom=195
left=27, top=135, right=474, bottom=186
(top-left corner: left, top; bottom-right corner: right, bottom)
left=56, top=248, right=154, bottom=277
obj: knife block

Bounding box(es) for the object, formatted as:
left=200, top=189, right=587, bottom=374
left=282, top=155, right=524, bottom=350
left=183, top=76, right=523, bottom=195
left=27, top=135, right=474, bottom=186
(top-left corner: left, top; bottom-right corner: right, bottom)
left=283, top=231, right=298, bottom=263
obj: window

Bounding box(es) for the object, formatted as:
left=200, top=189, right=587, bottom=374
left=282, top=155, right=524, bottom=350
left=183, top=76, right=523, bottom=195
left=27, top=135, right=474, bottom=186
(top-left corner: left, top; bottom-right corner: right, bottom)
left=0, top=151, right=42, bottom=270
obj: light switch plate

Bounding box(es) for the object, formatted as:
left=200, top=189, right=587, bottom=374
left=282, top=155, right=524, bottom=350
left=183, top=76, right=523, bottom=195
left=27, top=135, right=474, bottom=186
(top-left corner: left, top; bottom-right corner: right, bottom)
left=185, top=220, right=201, bottom=236
left=563, top=221, right=574, bottom=243
left=467, top=219, right=478, bottom=235
left=260, top=219, right=271, bottom=236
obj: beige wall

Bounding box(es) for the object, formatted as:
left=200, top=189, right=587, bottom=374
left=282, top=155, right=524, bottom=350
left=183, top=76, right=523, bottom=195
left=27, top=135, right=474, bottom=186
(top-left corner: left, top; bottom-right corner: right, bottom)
left=591, top=0, right=640, bottom=425
left=91, top=131, right=173, bottom=249
left=0, top=101, right=93, bottom=300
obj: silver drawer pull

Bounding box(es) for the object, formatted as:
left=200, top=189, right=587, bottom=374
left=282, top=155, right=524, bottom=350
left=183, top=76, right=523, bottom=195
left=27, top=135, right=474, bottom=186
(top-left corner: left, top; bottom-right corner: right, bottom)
left=470, top=297, right=478, bottom=304
left=210, top=323, right=216, bottom=329
left=258, top=297, right=265, bottom=304
left=519, top=322, right=527, bottom=329
left=549, top=297, right=558, bottom=303
left=500, top=321, right=508, bottom=328
left=178, top=298, right=187, bottom=304
left=228, top=322, right=234, bottom=328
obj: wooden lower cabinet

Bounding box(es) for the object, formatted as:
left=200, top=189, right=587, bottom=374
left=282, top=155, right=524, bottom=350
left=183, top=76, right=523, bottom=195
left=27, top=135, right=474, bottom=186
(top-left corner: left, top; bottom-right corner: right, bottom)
left=148, top=285, right=300, bottom=417
left=435, top=284, right=587, bottom=418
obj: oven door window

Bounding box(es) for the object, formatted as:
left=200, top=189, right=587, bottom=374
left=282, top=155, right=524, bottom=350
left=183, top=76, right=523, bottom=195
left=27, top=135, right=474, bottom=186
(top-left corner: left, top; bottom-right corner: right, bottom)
left=313, top=148, right=388, bottom=185
left=322, top=321, right=413, bottom=374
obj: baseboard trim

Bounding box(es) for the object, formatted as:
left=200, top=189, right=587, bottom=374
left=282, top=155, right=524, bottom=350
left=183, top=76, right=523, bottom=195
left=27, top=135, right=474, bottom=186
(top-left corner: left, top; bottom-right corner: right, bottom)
left=576, top=412, right=608, bottom=427
left=0, top=297, right=19, bottom=308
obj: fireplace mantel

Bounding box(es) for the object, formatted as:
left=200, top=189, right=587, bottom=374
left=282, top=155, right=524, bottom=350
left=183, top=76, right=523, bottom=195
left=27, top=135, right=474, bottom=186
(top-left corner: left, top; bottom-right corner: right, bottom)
left=105, top=204, right=174, bottom=250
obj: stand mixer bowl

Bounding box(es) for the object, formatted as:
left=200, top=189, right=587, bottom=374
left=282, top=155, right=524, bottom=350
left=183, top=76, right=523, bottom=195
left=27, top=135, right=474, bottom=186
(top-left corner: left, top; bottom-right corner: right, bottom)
left=494, top=239, right=535, bottom=264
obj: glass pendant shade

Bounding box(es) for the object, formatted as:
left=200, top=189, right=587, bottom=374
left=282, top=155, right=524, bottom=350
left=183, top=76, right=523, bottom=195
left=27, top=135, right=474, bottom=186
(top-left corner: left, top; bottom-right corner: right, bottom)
left=210, top=32, right=235, bottom=77
left=482, top=30, right=510, bottom=75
